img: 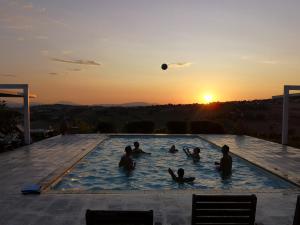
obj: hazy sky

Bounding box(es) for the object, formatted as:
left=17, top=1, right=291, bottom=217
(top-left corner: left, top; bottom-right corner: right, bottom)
left=0, top=0, right=300, bottom=104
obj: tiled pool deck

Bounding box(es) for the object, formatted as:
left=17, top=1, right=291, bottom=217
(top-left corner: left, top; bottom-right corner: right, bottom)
left=0, top=134, right=299, bottom=225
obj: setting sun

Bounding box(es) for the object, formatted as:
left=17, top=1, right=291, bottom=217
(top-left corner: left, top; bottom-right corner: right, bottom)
left=203, top=94, right=213, bottom=104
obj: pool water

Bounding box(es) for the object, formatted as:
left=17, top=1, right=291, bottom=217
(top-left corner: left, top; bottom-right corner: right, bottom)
left=53, top=135, right=295, bottom=191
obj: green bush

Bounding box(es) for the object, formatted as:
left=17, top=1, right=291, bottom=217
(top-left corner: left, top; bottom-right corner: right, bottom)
left=96, top=121, right=116, bottom=133
left=124, top=121, right=155, bottom=133
left=190, top=121, right=224, bottom=134
left=166, top=121, right=188, bottom=134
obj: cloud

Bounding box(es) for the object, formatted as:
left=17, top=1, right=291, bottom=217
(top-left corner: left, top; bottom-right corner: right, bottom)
left=48, top=72, right=58, bottom=75
left=62, top=50, right=73, bottom=55
left=69, top=68, right=81, bottom=71
left=0, top=74, right=16, bottom=78
left=23, top=3, right=33, bottom=9
left=41, top=50, right=49, bottom=56
left=35, top=35, right=48, bottom=40
left=169, top=62, right=192, bottom=68
left=17, top=37, right=25, bottom=41
left=260, top=60, right=279, bottom=65
left=51, top=58, right=101, bottom=66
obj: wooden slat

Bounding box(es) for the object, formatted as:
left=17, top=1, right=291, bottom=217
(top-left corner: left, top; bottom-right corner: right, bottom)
left=194, top=209, right=251, bottom=216
left=193, top=216, right=250, bottom=223
left=194, top=202, right=252, bottom=209
left=194, top=223, right=249, bottom=225
left=193, top=195, right=256, bottom=202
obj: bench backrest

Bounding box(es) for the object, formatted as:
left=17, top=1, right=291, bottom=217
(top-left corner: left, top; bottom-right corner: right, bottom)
left=192, top=195, right=257, bottom=225
left=86, top=210, right=153, bottom=225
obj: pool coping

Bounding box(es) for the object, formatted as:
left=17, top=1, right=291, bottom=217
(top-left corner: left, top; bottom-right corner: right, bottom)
left=45, top=134, right=300, bottom=194
left=40, top=135, right=110, bottom=192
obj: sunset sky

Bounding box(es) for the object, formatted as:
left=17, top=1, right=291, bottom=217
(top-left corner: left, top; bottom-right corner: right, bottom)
left=0, top=0, right=300, bottom=104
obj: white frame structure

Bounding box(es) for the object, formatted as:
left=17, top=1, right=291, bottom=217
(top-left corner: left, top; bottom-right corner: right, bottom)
left=0, top=84, right=35, bottom=145
left=282, top=85, right=300, bottom=145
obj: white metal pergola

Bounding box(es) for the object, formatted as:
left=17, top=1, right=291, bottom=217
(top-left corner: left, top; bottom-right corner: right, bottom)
left=282, top=85, right=300, bottom=145
left=0, top=84, right=36, bottom=145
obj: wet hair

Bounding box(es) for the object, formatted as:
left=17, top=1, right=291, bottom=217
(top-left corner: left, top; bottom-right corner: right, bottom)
left=222, top=145, right=229, bottom=154
left=177, top=168, right=184, bottom=178
left=125, top=145, right=132, bottom=154
left=171, top=145, right=175, bottom=149
left=134, top=141, right=139, bottom=147
left=194, top=147, right=200, bottom=153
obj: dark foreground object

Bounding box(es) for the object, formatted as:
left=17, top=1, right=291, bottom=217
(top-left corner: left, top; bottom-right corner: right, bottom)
left=191, top=194, right=257, bottom=225
left=294, top=195, right=300, bottom=225
left=86, top=210, right=153, bottom=225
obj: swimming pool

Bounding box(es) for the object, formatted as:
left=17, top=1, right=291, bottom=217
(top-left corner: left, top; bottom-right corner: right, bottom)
left=52, top=135, right=295, bottom=191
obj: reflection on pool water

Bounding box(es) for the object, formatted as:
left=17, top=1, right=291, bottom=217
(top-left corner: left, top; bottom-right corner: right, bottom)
left=53, top=135, right=295, bottom=191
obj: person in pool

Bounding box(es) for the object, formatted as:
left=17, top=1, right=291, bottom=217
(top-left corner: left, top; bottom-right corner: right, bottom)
left=215, top=145, right=232, bottom=177
left=169, top=145, right=178, bottom=153
left=168, top=168, right=195, bottom=183
left=119, top=146, right=136, bottom=171
left=183, top=147, right=200, bottom=162
left=132, top=141, right=151, bottom=155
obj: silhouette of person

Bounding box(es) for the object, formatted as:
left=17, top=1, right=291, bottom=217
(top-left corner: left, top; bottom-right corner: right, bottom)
left=168, top=168, right=195, bottom=183
left=215, top=145, right=232, bottom=177
left=183, top=147, right=200, bottom=162
left=119, top=146, right=136, bottom=171
left=169, top=145, right=178, bottom=153
left=132, top=141, right=151, bottom=155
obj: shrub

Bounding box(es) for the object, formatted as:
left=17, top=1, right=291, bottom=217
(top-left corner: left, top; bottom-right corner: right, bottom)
left=166, top=121, right=188, bottom=134
left=123, top=121, right=155, bottom=133
left=190, top=121, right=224, bottom=134
left=96, top=121, right=116, bottom=133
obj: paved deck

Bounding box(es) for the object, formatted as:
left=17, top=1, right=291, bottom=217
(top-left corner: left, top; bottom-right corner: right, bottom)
left=0, top=134, right=299, bottom=225
left=200, top=134, right=300, bottom=186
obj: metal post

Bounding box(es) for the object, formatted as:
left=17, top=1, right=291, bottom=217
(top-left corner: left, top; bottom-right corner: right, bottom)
left=23, top=85, right=31, bottom=145
left=282, top=86, right=289, bottom=145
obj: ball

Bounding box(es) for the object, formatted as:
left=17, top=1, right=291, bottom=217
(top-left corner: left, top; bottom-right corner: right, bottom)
left=161, top=63, right=168, bottom=70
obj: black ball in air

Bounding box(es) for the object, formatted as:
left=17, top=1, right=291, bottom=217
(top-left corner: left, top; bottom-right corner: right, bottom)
left=161, top=63, right=168, bottom=70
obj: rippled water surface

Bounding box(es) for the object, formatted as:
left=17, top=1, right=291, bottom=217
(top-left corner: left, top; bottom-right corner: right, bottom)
left=53, top=135, right=294, bottom=191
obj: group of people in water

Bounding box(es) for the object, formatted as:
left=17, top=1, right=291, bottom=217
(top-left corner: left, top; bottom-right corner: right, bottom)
left=118, top=141, right=232, bottom=183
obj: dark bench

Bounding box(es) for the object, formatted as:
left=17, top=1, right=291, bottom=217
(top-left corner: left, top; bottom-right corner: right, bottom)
left=192, top=194, right=257, bottom=225
left=86, top=209, right=153, bottom=225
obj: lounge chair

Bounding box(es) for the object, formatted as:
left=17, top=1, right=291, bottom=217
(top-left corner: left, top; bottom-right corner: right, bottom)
left=192, top=194, right=257, bottom=225
left=86, top=209, right=153, bottom=225
left=293, top=195, right=300, bottom=225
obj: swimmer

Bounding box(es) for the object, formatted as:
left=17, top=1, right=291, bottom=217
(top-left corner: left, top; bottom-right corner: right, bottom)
left=168, top=168, right=195, bottom=183
left=215, top=145, right=232, bottom=177
left=119, top=146, right=136, bottom=171
left=169, top=145, right=178, bottom=153
left=132, top=141, right=151, bottom=155
left=183, top=147, right=200, bottom=162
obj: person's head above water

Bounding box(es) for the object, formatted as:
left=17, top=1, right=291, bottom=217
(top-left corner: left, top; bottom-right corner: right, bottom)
left=133, top=141, right=139, bottom=148
left=125, top=145, right=132, bottom=155
left=194, top=147, right=200, bottom=154
left=171, top=145, right=175, bottom=150
left=177, top=168, right=184, bottom=178
left=222, top=145, right=229, bottom=155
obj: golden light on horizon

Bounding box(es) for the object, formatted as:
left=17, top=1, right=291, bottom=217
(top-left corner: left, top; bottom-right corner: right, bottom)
left=203, top=94, right=213, bottom=104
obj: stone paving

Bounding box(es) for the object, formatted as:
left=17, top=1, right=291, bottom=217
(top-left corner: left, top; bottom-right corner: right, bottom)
left=0, top=134, right=299, bottom=225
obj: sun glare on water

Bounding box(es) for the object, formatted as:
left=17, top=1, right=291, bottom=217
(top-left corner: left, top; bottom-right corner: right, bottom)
left=203, top=94, right=213, bottom=104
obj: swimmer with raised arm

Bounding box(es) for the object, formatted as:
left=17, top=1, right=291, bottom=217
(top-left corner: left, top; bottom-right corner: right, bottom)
left=183, top=147, right=200, bottom=162
left=132, top=141, right=151, bottom=155
left=168, top=168, right=195, bottom=183
left=169, top=145, right=178, bottom=153
left=119, top=146, right=136, bottom=171
left=215, top=145, right=232, bottom=177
